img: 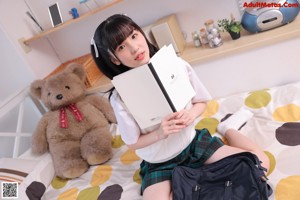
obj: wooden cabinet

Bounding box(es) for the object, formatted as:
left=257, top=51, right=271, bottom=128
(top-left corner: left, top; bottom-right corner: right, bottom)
left=46, top=54, right=104, bottom=89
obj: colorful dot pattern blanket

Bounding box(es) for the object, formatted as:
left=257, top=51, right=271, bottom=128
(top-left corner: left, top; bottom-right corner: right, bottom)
left=16, top=81, right=300, bottom=200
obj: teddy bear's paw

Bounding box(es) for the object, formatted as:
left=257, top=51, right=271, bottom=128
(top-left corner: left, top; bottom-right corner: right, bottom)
left=62, top=165, right=89, bottom=179
left=87, top=153, right=112, bottom=165
left=56, top=159, right=89, bottom=179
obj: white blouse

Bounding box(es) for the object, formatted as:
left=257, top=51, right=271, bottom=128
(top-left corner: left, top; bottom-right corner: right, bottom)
left=110, top=57, right=211, bottom=163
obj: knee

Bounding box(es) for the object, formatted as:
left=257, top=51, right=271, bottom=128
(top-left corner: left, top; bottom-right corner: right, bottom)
left=143, top=181, right=171, bottom=200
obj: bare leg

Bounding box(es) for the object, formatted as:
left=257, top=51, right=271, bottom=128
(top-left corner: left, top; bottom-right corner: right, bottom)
left=143, top=180, right=172, bottom=200
left=205, top=108, right=270, bottom=173
left=205, top=129, right=270, bottom=172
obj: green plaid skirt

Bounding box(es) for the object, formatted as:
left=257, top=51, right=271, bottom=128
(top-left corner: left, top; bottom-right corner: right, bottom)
left=139, top=128, right=224, bottom=194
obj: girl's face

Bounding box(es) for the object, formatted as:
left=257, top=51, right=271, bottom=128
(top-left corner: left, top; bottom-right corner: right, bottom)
left=112, top=30, right=150, bottom=68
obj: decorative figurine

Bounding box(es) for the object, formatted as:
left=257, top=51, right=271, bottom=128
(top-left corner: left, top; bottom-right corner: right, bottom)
left=69, top=8, right=79, bottom=19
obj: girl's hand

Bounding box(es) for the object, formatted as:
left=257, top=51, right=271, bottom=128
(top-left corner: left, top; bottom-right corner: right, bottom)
left=175, top=109, right=197, bottom=127
left=155, top=102, right=206, bottom=141
left=155, top=112, right=186, bottom=140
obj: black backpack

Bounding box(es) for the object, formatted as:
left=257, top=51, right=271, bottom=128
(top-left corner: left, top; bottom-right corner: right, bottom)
left=172, top=152, right=273, bottom=200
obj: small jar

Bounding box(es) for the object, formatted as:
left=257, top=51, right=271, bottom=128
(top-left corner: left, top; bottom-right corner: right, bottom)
left=211, top=28, right=223, bottom=47
left=199, top=28, right=209, bottom=45
left=204, top=19, right=215, bottom=33
left=207, top=29, right=223, bottom=48
left=207, top=34, right=214, bottom=48
left=192, top=31, right=201, bottom=48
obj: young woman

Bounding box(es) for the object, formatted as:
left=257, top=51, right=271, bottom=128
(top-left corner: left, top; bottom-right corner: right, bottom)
left=91, top=14, right=269, bottom=200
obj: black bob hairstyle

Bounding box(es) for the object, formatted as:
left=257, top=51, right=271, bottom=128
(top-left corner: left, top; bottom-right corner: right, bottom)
left=91, top=14, right=158, bottom=80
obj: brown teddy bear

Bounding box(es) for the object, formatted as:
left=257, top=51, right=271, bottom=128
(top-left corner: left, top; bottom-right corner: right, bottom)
left=30, top=63, right=116, bottom=179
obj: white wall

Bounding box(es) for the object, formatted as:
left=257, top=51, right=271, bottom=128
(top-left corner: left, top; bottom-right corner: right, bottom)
left=0, top=24, right=33, bottom=101
left=0, top=0, right=62, bottom=79
left=193, top=36, right=300, bottom=98
left=1, top=0, right=299, bottom=98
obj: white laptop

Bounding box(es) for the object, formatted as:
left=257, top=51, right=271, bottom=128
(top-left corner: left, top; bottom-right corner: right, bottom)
left=112, top=44, right=196, bottom=129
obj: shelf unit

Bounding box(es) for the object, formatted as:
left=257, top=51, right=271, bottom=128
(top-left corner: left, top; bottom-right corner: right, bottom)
left=181, top=15, right=300, bottom=65
left=24, top=0, right=123, bottom=45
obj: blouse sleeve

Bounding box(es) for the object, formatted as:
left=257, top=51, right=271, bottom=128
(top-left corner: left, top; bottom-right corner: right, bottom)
left=110, top=91, right=141, bottom=145
left=180, top=58, right=212, bottom=103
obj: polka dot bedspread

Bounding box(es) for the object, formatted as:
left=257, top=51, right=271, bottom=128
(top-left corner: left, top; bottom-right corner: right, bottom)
left=196, top=81, right=300, bottom=200
left=22, top=81, right=300, bottom=199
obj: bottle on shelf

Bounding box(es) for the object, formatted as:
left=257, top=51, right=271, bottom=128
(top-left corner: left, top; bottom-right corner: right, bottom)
left=192, top=31, right=202, bottom=48
left=199, top=28, right=209, bottom=45
left=204, top=19, right=223, bottom=48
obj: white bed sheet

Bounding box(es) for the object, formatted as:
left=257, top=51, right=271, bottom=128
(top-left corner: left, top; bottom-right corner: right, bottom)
left=5, top=81, right=300, bottom=200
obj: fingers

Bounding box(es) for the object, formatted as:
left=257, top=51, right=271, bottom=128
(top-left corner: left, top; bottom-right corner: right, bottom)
left=175, top=110, right=185, bottom=119
left=158, top=118, right=185, bottom=139
left=167, top=119, right=186, bottom=131
left=174, top=110, right=195, bottom=126
left=160, top=111, right=192, bottom=137
left=165, top=112, right=180, bottom=121
left=157, top=109, right=196, bottom=141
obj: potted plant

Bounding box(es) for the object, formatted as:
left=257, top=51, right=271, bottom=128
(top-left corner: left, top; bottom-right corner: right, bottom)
left=218, top=15, right=242, bottom=40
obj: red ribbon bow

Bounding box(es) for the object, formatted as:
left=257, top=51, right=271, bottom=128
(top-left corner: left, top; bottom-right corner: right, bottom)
left=59, top=104, right=83, bottom=128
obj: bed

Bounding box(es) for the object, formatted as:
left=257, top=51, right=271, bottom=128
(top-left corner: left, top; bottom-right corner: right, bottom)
left=1, top=81, right=300, bottom=200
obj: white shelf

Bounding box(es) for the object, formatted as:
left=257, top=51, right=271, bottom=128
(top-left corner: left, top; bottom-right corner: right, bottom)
left=24, top=0, right=123, bottom=45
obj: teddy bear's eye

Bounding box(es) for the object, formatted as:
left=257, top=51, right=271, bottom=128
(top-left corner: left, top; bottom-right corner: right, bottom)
left=65, top=86, right=70, bottom=90
left=48, top=92, right=51, bottom=96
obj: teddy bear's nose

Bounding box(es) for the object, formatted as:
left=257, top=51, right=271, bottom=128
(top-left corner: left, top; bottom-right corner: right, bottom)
left=56, top=94, right=63, bottom=100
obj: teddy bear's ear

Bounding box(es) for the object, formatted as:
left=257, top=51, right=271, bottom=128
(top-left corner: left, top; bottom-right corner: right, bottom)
left=30, top=80, right=44, bottom=99
left=65, top=63, right=86, bottom=82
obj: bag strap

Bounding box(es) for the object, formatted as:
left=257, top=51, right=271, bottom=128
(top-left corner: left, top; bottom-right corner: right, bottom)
left=192, top=185, right=200, bottom=200
left=224, top=181, right=232, bottom=200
